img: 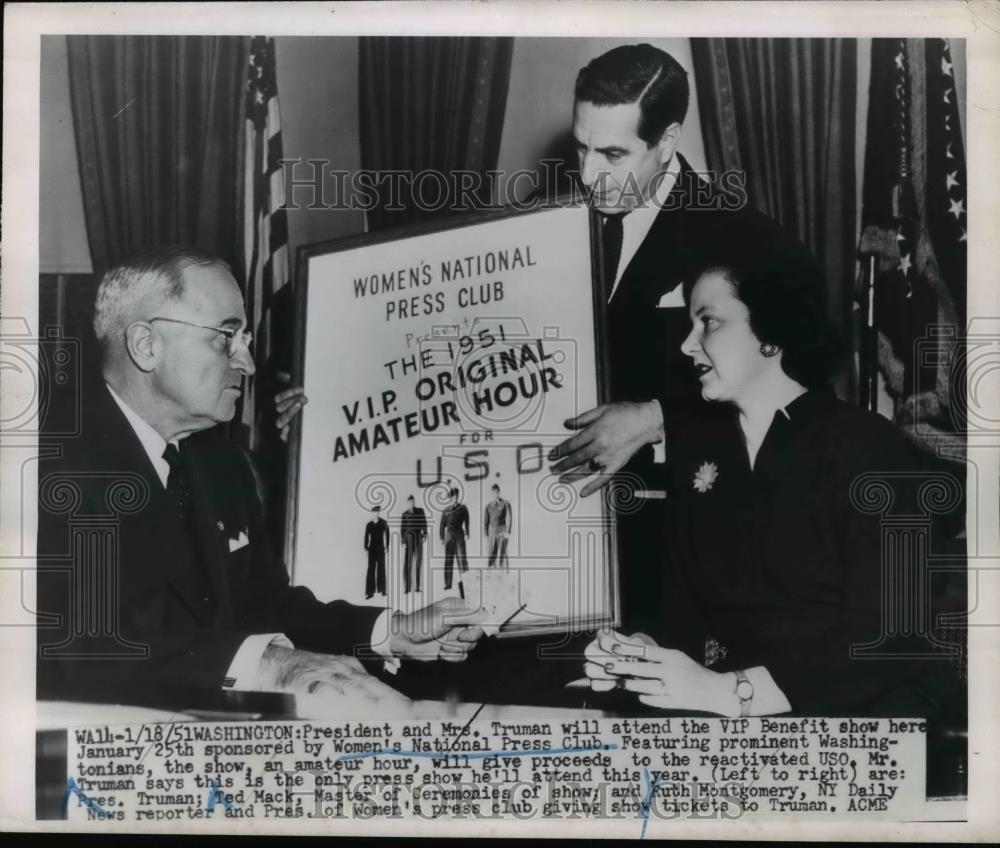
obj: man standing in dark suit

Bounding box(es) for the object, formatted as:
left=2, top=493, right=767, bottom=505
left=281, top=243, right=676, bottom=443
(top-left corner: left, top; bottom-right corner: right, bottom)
left=36, top=247, right=485, bottom=701
left=439, top=488, right=470, bottom=591
left=548, top=44, right=771, bottom=634
left=400, top=495, right=427, bottom=593
left=363, top=505, right=389, bottom=599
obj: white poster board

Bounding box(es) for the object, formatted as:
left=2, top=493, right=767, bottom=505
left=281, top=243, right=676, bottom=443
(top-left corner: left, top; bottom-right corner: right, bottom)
left=290, top=205, right=616, bottom=634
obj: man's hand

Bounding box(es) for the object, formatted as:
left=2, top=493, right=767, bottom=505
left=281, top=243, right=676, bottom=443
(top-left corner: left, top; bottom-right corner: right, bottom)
left=388, top=597, right=486, bottom=662
left=256, top=645, right=416, bottom=716
left=274, top=371, right=308, bottom=442
left=548, top=401, right=664, bottom=496
left=256, top=644, right=388, bottom=696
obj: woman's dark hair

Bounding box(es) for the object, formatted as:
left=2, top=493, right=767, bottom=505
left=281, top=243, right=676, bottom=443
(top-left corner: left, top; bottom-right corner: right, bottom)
left=682, top=220, right=844, bottom=390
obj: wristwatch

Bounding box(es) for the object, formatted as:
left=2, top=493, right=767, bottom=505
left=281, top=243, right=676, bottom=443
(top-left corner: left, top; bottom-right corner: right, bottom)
left=734, top=670, right=754, bottom=717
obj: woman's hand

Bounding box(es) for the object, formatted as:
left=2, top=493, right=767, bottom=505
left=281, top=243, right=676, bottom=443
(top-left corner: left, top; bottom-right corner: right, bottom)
left=583, top=629, right=659, bottom=692
left=614, top=647, right=735, bottom=715
left=584, top=629, right=736, bottom=715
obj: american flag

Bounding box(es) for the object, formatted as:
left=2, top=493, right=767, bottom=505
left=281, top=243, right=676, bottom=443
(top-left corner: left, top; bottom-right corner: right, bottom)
left=242, top=36, right=289, bottom=445
left=924, top=38, right=967, bottom=323
left=859, top=38, right=966, bottom=402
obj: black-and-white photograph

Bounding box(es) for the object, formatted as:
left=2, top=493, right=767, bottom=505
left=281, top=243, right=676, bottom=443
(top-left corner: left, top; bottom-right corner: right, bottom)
left=3, top=1, right=997, bottom=838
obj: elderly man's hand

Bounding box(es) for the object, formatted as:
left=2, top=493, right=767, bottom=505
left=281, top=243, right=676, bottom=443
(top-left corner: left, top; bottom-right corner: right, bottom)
left=256, top=645, right=416, bottom=717
left=388, top=597, right=487, bottom=662
left=548, top=401, right=663, bottom=496
left=274, top=371, right=308, bottom=442
left=256, top=644, right=391, bottom=695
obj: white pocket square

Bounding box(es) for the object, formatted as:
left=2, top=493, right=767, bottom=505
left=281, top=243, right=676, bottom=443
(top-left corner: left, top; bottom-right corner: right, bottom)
left=657, top=288, right=686, bottom=308
left=228, top=530, right=250, bottom=552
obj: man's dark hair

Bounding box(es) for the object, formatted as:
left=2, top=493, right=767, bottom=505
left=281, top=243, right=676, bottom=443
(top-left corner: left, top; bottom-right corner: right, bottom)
left=575, top=43, right=689, bottom=146
left=449, top=487, right=459, bottom=498
left=491, top=484, right=500, bottom=492
left=682, top=221, right=844, bottom=390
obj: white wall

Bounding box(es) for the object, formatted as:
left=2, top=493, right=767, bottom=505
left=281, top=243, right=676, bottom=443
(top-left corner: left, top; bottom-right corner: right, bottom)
left=274, top=37, right=365, bottom=276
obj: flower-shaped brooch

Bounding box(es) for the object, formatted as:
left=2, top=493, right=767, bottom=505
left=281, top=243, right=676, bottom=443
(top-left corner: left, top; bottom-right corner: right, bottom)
left=692, top=461, right=718, bottom=493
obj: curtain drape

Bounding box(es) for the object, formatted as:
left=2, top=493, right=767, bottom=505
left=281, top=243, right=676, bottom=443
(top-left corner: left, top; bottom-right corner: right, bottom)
left=67, top=36, right=249, bottom=279
left=691, top=38, right=857, bottom=390
left=359, top=37, right=514, bottom=232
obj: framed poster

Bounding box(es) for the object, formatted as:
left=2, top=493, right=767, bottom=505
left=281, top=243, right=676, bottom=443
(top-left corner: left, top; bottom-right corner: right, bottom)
left=287, top=204, right=617, bottom=634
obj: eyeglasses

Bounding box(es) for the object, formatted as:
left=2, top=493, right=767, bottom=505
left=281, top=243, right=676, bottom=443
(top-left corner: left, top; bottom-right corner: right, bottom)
left=149, top=317, right=253, bottom=359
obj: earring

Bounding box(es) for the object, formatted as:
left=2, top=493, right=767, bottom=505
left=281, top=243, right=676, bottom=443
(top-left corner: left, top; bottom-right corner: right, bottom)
left=760, top=343, right=780, bottom=358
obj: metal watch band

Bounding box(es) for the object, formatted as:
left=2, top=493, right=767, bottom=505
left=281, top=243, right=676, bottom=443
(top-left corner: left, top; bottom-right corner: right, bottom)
left=735, top=670, right=754, bottom=718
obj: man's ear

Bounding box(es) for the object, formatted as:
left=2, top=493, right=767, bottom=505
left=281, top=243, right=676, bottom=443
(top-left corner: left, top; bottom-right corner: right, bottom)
left=124, top=321, right=158, bottom=373
left=656, top=122, right=682, bottom=166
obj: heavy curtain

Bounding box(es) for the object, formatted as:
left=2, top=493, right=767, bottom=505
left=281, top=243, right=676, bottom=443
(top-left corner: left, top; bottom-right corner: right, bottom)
left=691, top=38, right=857, bottom=391
left=67, top=36, right=249, bottom=278
left=359, top=37, right=514, bottom=231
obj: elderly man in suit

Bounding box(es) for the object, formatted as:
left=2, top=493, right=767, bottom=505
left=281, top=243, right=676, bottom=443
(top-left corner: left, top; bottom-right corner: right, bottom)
left=547, top=44, right=778, bottom=634
left=36, top=247, right=485, bottom=701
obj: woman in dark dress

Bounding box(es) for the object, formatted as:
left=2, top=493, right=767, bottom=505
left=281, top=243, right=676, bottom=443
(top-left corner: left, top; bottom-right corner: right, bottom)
left=585, top=227, right=961, bottom=717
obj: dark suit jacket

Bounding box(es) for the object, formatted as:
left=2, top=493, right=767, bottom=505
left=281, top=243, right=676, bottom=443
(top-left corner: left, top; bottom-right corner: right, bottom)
left=660, top=391, right=963, bottom=716
left=36, top=382, right=383, bottom=699
left=604, top=154, right=780, bottom=484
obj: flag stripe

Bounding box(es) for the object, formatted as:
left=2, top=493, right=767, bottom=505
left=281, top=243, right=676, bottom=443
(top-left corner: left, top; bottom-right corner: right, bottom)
left=268, top=168, right=285, bottom=210
left=267, top=132, right=284, bottom=172
left=269, top=210, right=288, bottom=252
left=241, top=35, right=291, bottom=445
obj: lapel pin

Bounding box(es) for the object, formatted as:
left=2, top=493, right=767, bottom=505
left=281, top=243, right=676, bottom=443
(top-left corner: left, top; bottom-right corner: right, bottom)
left=693, top=461, right=719, bottom=493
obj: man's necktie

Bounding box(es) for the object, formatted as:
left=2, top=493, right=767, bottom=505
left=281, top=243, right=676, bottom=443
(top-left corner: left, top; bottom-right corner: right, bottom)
left=601, top=212, right=626, bottom=302
left=162, top=443, right=191, bottom=523
left=163, top=438, right=213, bottom=612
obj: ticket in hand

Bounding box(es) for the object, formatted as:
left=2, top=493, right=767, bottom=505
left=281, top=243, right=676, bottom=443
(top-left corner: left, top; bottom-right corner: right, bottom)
left=460, top=568, right=525, bottom=636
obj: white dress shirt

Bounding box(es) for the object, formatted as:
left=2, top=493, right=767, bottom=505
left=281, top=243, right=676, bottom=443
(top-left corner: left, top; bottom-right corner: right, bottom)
left=608, top=154, right=681, bottom=301
left=105, top=384, right=394, bottom=690
left=602, top=158, right=681, bottom=470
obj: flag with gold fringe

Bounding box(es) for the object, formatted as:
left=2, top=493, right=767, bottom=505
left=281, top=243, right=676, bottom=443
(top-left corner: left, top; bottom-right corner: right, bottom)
left=858, top=38, right=966, bottom=458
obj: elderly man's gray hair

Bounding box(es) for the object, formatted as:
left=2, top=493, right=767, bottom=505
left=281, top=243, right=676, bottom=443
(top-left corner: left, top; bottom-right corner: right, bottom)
left=93, top=246, right=233, bottom=353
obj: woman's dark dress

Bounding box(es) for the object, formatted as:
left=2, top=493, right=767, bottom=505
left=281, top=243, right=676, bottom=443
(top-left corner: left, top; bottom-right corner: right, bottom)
left=660, top=390, right=963, bottom=716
